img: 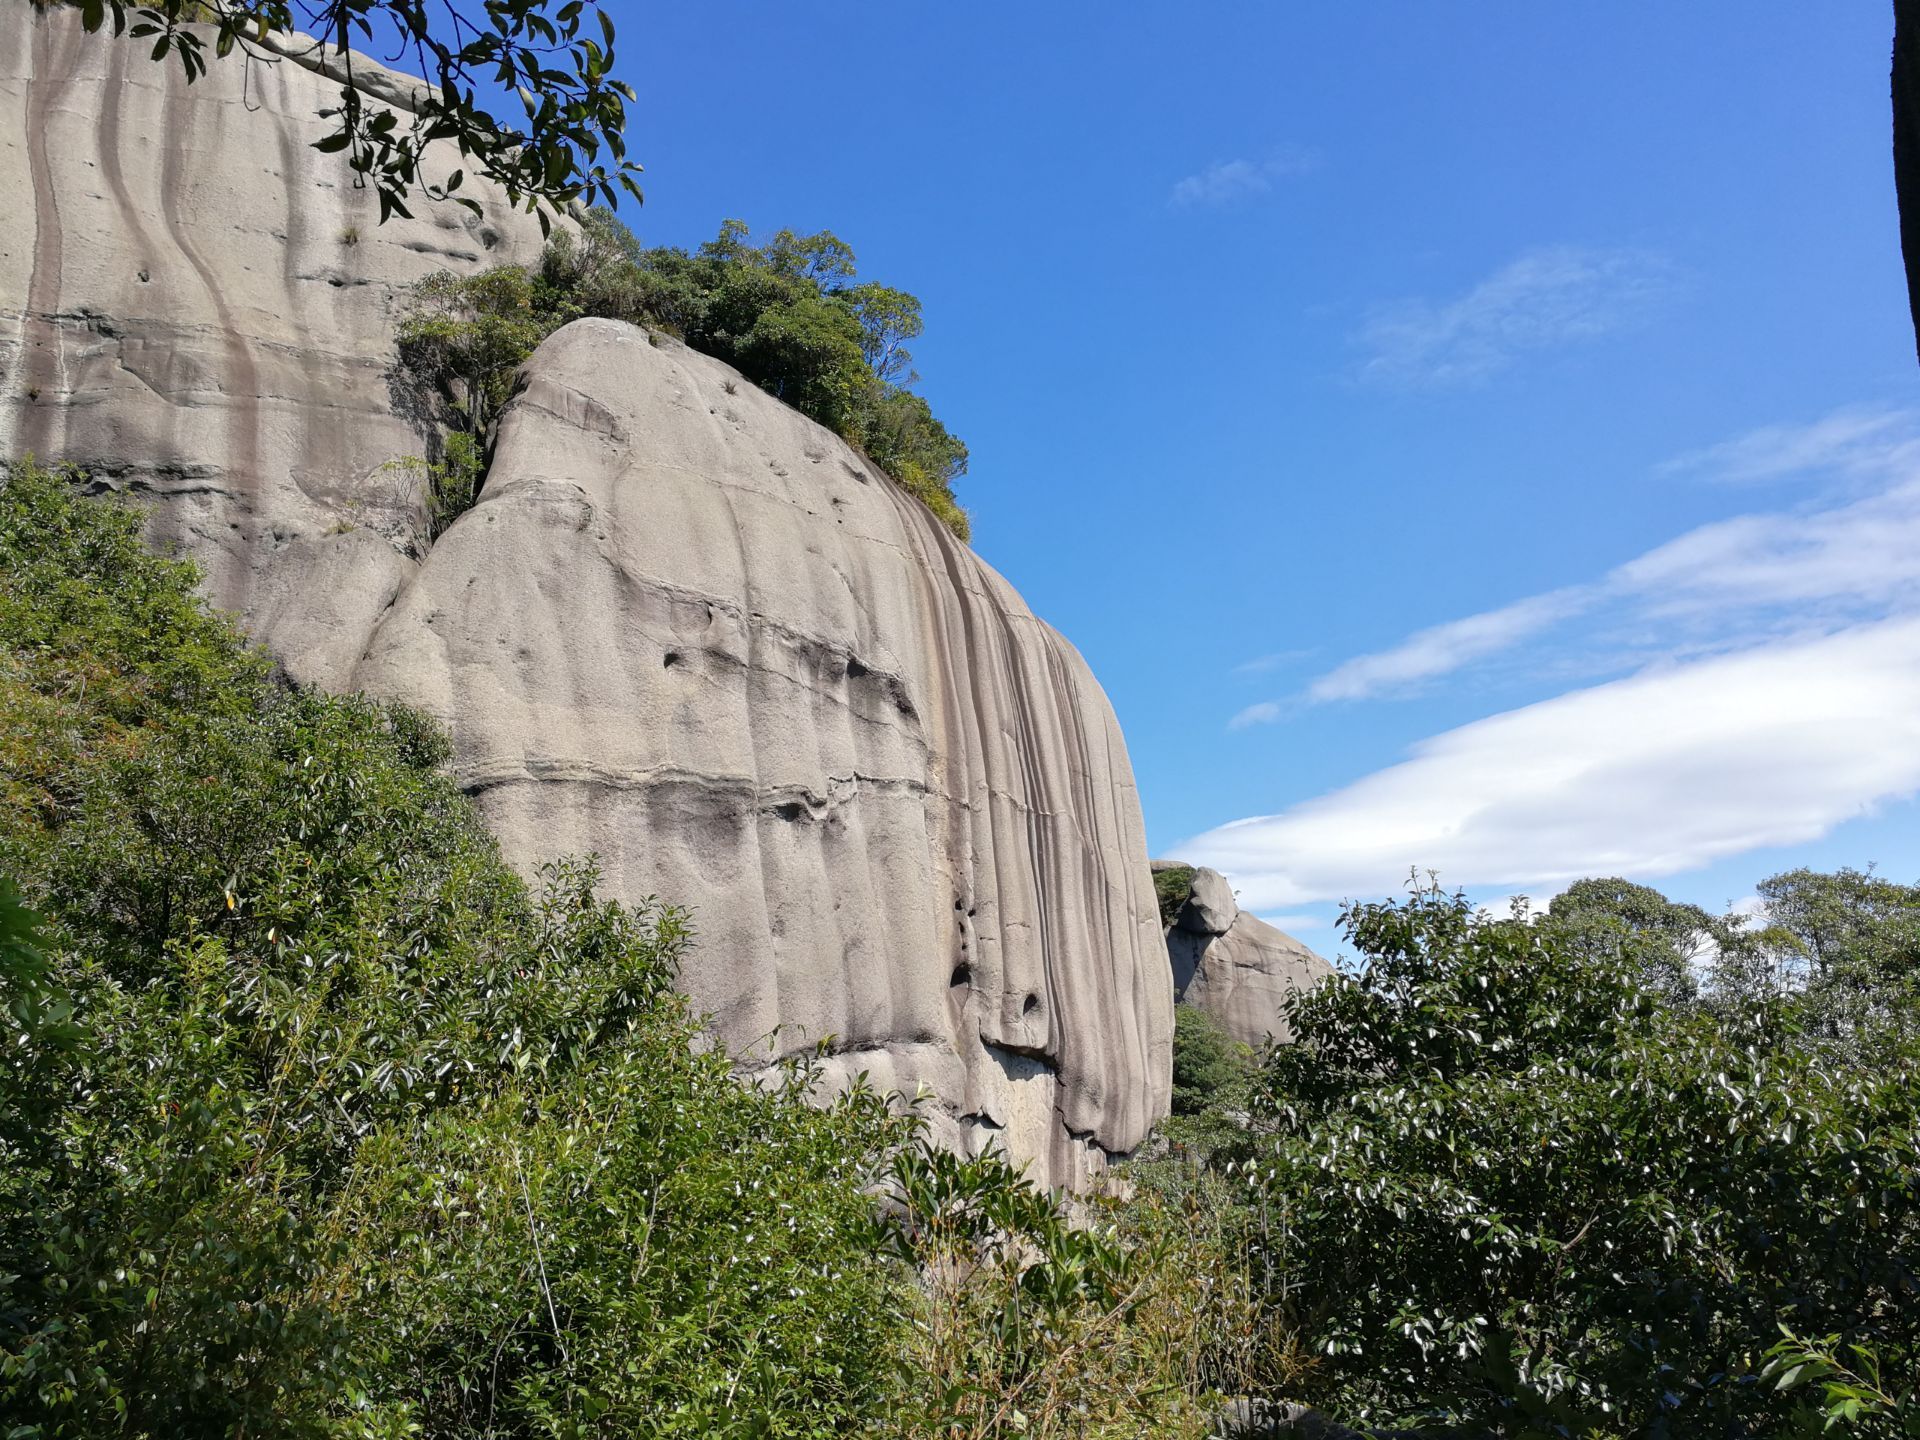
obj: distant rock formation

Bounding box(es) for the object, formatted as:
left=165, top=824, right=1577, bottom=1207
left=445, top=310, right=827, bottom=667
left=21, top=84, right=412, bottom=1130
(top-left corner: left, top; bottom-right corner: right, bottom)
left=1156, top=861, right=1332, bottom=1048
left=1, top=7, right=1172, bottom=1188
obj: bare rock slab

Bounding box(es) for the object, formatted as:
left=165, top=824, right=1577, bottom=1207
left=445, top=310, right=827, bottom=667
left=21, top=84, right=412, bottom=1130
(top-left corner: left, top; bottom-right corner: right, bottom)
left=351, top=320, right=1174, bottom=1186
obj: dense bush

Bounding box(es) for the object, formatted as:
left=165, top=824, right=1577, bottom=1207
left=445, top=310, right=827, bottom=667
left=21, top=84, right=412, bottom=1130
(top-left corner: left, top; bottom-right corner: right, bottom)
left=0, top=464, right=925, bottom=1436
left=1220, top=883, right=1920, bottom=1437
left=0, top=465, right=1242, bottom=1438
left=885, top=1145, right=1220, bottom=1440
left=1170, top=1005, right=1253, bottom=1118
left=1155, top=863, right=1197, bottom=930
left=396, top=210, right=972, bottom=540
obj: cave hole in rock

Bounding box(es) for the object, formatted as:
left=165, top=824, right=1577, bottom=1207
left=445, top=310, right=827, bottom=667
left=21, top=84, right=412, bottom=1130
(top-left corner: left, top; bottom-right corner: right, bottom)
left=663, top=650, right=683, bottom=668
left=949, top=964, right=972, bottom=990
left=1023, top=994, right=1040, bottom=1016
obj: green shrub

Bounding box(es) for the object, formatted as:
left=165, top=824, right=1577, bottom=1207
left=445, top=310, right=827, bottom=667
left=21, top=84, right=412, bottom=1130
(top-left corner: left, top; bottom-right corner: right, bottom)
left=395, top=210, right=972, bottom=540
left=1169, top=1005, right=1253, bottom=1117
left=1229, top=881, right=1920, bottom=1435
left=1154, top=864, right=1197, bottom=930
left=0, top=465, right=921, bottom=1437
left=382, top=429, right=485, bottom=550
left=884, top=1145, right=1216, bottom=1440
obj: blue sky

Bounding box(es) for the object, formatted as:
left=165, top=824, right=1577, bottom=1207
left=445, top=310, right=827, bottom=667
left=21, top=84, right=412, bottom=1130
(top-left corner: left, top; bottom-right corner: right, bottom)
left=594, top=2, right=1920, bottom=946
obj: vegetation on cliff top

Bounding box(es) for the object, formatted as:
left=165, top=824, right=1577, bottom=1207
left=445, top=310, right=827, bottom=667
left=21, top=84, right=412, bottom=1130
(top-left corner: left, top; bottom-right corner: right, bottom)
left=1155, top=862, right=1198, bottom=930
left=396, top=209, right=973, bottom=540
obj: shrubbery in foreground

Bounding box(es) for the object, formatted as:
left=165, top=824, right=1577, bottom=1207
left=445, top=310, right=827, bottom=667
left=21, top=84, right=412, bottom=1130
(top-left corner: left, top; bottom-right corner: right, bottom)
left=11, top=465, right=1914, bottom=1438
left=0, top=464, right=1221, bottom=1438
left=1194, top=883, right=1920, bottom=1437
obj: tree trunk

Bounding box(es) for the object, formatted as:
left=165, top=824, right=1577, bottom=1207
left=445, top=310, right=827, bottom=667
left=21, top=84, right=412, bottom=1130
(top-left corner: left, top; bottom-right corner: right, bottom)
left=1893, top=0, right=1920, bottom=364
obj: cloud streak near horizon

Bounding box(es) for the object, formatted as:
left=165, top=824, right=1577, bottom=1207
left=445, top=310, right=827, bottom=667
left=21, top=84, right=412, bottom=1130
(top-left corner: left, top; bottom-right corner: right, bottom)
left=1187, top=617, right=1920, bottom=908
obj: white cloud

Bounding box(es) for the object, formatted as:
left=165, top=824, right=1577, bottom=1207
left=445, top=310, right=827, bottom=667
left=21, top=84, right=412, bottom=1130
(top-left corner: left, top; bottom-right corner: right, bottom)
left=1657, top=405, right=1920, bottom=485
left=1356, top=245, right=1672, bottom=387
left=1255, top=912, right=1329, bottom=932
left=1228, top=700, right=1285, bottom=730
left=1234, top=649, right=1314, bottom=676
left=1261, top=407, right=1920, bottom=709
left=1306, top=588, right=1593, bottom=702
left=1178, top=618, right=1920, bottom=908
left=1169, top=147, right=1320, bottom=208
left=1616, top=475, right=1920, bottom=615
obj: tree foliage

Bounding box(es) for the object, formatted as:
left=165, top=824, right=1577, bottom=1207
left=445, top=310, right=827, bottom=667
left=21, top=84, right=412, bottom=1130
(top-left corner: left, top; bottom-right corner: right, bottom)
left=395, top=210, right=972, bottom=539
left=1542, top=875, right=1723, bottom=1003
left=59, top=0, right=642, bottom=226
left=0, top=464, right=924, bottom=1435
left=1154, top=864, right=1198, bottom=931
left=1221, top=882, right=1920, bottom=1436
left=1171, top=1005, right=1253, bottom=1118
left=0, top=465, right=1237, bottom=1438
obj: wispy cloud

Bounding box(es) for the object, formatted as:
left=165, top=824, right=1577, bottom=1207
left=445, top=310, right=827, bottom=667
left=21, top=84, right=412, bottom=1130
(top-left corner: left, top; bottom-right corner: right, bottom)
left=1233, top=649, right=1315, bottom=676
left=1169, top=147, right=1320, bottom=208
left=1657, top=405, right=1920, bottom=485
left=1355, top=245, right=1673, bottom=388
left=1228, top=701, right=1286, bottom=730
left=1255, top=406, right=1920, bottom=708
left=1256, top=912, right=1329, bottom=932
left=1179, top=617, right=1920, bottom=908
left=1191, top=404, right=1920, bottom=908
left=1306, top=589, right=1593, bottom=703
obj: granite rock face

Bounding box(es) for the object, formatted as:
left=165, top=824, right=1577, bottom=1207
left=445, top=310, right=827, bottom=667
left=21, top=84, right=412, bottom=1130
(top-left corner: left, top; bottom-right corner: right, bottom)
left=0, top=4, right=549, bottom=687
left=350, top=320, right=1173, bottom=1186
left=1177, top=866, right=1238, bottom=935
left=1162, top=863, right=1331, bottom=1049
left=0, top=11, right=1174, bottom=1187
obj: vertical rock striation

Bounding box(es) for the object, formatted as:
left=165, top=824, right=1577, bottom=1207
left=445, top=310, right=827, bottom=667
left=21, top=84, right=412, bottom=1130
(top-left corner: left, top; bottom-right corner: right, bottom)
left=0, top=3, right=548, bottom=685
left=0, top=9, right=1174, bottom=1186
left=350, top=320, right=1172, bottom=1186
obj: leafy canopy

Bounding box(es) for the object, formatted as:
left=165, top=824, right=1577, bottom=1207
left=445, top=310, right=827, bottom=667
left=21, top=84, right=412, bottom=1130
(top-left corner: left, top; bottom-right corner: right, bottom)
left=1228, top=882, right=1920, bottom=1437
left=395, top=210, right=973, bottom=539
left=62, top=0, right=642, bottom=226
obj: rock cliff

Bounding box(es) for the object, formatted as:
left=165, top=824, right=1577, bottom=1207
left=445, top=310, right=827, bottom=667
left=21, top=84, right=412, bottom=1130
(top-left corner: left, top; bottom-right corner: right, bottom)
left=0, top=4, right=550, bottom=685
left=0, top=7, right=1173, bottom=1187
left=1159, top=862, right=1332, bottom=1048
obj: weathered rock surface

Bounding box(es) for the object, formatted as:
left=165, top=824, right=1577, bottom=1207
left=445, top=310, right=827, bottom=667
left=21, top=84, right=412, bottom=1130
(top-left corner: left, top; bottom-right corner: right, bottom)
left=0, top=10, right=1174, bottom=1187
left=351, top=320, right=1173, bottom=1186
left=0, top=4, right=549, bottom=687
left=1161, top=863, right=1332, bottom=1048
left=1177, top=865, right=1238, bottom=935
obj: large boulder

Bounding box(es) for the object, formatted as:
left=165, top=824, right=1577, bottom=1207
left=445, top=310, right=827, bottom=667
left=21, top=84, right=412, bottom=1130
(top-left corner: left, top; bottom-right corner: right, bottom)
left=350, top=320, right=1173, bottom=1187
left=0, top=11, right=1174, bottom=1186
left=1177, top=865, right=1238, bottom=935
left=1159, top=862, right=1333, bottom=1049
